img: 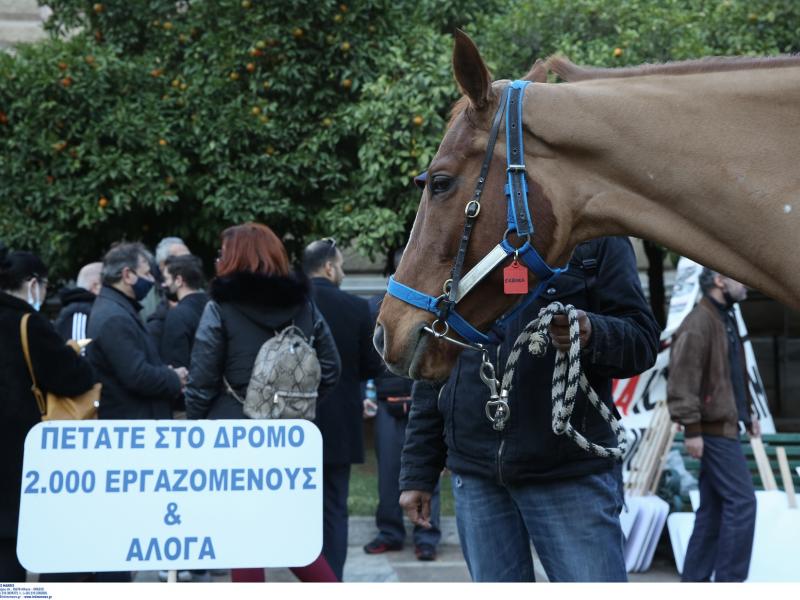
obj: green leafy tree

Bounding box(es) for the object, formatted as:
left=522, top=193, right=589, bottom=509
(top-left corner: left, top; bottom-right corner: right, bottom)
left=0, top=0, right=493, bottom=279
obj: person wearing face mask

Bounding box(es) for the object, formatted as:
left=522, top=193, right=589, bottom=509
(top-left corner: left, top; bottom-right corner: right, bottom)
left=667, top=267, right=759, bottom=582
left=0, top=248, right=95, bottom=581
left=87, top=242, right=186, bottom=428
left=159, top=255, right=208, bottom=406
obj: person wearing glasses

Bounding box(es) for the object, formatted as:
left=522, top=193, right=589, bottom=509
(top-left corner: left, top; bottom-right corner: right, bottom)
left=302, top=238, right=386, bottom=580
left=0, top=248, right=95, bottom=581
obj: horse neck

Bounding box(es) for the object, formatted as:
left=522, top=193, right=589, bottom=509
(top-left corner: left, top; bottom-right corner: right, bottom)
left=526, top=68, right=800, bottom=308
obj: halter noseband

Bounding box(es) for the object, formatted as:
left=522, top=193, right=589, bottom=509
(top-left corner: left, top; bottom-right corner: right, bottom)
left=387, top=80, right=567, bottom=348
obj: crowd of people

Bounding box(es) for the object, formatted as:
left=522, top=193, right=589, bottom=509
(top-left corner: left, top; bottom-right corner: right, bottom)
left=0, top=227, right=762, bottom=583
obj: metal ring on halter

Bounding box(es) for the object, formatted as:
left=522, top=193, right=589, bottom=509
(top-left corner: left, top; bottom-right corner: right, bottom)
left=502, top=227, right=531, bottom=250
left=464, top=200, right=481, bottom=218
left=429, top=319, right=449, bottom=338
left=442, top=279, right=453, bottom=295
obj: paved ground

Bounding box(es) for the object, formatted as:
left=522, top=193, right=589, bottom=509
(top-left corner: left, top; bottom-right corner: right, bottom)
left=129, top=516, right=681, bottom=583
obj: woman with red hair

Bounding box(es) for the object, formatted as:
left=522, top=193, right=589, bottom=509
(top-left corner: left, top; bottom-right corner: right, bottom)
left=185, top=222, right=341, bottom=582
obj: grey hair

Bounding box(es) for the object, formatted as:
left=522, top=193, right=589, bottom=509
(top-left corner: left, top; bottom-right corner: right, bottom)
left=101, top=242, right=149, bottom=286
left=155, top=236, right=186, bottom=265
left=76, top=262, right=102, bottom=290
left=698, top=267, right=719, bottom=295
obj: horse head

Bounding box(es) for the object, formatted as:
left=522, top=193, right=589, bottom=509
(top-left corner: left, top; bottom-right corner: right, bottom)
left=375, top=31, right=572, bottom=382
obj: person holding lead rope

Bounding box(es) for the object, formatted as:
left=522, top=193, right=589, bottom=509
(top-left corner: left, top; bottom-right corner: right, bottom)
left=399, top=236, right=660, bottom=582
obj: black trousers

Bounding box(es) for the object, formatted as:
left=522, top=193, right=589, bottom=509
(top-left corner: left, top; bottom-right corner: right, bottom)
left=682, top=435, right=756, bottom=582
left=322, top=463, right=351, bottom=581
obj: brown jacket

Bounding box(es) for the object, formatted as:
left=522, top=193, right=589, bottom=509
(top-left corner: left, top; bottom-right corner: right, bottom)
left=667, top=297, right=752, bottom=439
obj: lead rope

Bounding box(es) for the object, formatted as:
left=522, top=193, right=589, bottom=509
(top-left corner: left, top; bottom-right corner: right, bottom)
left=486, top=301, right=627, bottom=459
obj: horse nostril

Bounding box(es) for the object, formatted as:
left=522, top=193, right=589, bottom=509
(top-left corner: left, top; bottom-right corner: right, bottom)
left=373, top=324, right=386, bottom=357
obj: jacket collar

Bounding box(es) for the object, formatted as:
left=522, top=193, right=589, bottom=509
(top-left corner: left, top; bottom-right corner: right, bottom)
left=0, top=289, right=33, bottom=312
left=310, top=276, right=338, bottom=290
left=210, top=270, right=309, bottom=308
left=99, top=285, right=142, bottom=316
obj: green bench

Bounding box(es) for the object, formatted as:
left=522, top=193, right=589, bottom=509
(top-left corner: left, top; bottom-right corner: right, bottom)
left=671, top=432, right=800, bottom=492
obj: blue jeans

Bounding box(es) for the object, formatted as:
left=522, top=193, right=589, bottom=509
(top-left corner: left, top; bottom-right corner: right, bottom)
left=682, top=435, right=756, bottom=582
left=451, top=468, right=627, bottom=582
left=375, top=401, right=441, bottom=547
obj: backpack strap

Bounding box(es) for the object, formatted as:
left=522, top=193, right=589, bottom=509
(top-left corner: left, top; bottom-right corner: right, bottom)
left=571, top=240, right=601, bottom=305
left=19, top=314, right=47, bottom=416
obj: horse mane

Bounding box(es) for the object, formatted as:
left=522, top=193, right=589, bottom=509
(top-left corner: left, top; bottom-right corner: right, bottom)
left=547, top=54, right=800, bottom=82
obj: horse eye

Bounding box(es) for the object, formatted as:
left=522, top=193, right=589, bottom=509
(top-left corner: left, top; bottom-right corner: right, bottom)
left=430, top=175, right=453, bottom=195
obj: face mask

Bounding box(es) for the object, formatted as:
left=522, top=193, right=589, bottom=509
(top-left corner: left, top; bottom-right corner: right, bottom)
left=26, top=282, right=41, bottom=312
left=131, top=275, right=154, bottom=301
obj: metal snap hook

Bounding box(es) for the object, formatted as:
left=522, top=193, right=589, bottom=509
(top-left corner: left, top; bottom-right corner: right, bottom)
left=442, top=279, right=453, bottom=295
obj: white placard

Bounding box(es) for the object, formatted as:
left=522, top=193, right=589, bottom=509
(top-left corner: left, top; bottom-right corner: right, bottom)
left=17, top=420, right=322, bottom=573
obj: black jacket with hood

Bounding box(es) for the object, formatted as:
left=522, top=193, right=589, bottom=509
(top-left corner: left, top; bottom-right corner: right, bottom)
left=53, top=287, right=96, bottom=341
left=184, top=271, right=341, bottom=419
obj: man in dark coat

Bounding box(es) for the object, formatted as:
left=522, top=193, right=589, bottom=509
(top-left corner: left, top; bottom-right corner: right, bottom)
left=53, top=262, right=102, bottom=341
left=667, top=268, right=758, bottom=582
left=399, top=237, right=661, bottom=582
left=88, top=242, right=185, bottom=421
left=159, top=255, right=208, bottom=371
left=303, top=238, right=385, bottom=581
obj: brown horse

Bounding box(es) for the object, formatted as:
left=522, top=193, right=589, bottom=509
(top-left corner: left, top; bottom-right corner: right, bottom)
left=376, top=30, right=800, bottom=382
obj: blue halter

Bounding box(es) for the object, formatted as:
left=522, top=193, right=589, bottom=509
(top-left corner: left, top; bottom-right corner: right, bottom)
left=387, top=80, right=567, bottom=346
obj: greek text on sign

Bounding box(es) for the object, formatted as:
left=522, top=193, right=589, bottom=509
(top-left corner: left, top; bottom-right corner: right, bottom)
left=17, top=420, right=322, bottom=573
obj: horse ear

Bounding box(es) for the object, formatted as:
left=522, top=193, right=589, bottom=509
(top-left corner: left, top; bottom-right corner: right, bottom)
left=523, top=59, right=547, bottom=83
left=452, top=29, right=492, bottom=109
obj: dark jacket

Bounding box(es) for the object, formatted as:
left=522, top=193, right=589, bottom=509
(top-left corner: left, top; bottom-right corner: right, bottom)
left=87, top=286, right=180, bottom=419
left=184, top=271, right=340, bottom=420
left=667, top=297, right=752, bottom=440
left=53, top=287, right=96, bottom=341
left=146, top=298, right=170, bottom=350
left=159, top=291, right=209, bottom=370
left=400, top=237, right=661, bottom=491
left=0, top=291, right=95, bottom=538
left=311, top=277, right=385, bottom=465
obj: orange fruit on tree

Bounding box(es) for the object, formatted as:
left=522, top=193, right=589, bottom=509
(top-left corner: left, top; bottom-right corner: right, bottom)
left=340, top=41, right=351, bottom=51
left=58, top=61, right=68, bottom=71
left=246, top=62, right=256, bottom=73
left=341, top=78, right=352, bottom=90
left=60, top=76, right=73, bottom=88
left=158, top=138, right=168, bottom=146
left=340, top=4, right=349, bottom=12
left=292, top=27, right=304, bottom=39
left=262, top=81, right=271, bottom=90
left=322, top=117, right=333, bottom=128
left=163, top=21, right=173, bottom=30
left=412, top=115, right=424, bottom=127
left=230, top=71, right=240, bottom=81
left=84, top=55, right=96, bottom=65
left=171, top=78, right=180, bottom=88
left=259, top=115, right=269, bottom=124
left=150, top=68, right=163, bottom=77
left=98, top=196, right=109, bottom=208
left=251, top=106, right=261, bottom=116
left=333, top=14, right=343, bottom=24
left=613, top=47, right=623, bottom=57
left=93, top=3, right=104, bottom=13
left=179, top=83, right=188, bottom=91
left=256, top=40, right=267, bottom=50
left=241, top=0, right=252, bottom=8
left=0, top=112, right=8, bottom=125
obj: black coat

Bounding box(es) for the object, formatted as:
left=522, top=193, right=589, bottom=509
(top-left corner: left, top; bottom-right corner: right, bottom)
left=87, top=286, right=180, bottom=419
left=159, top=291, right=209, bottom=370
left=53, top=287, right=96, bottom=341
left=310, top=277, right=385, bottom=465
left=185, top=271, right=341, bottom=420
left=0, top=291, right=95, bottom=538
left=400, top=237, right=661, bottom=491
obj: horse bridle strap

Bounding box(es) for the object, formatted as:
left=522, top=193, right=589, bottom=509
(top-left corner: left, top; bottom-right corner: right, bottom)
left=387, top=80, right=567, bottom=347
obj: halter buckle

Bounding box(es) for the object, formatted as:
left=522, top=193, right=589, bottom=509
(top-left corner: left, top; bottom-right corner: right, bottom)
left=507, top=163, right=526, bottom=172
left=464, top=200, right=481, bottom=218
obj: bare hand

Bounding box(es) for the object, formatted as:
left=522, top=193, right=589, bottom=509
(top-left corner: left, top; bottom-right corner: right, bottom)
left=363, top=399, right=378, bottom=419
left=172, top=366, right=188, bottom=387
left=399, top=490, right=433, bottom=528
left=549, top=311, right=592, bottom=351
left=685, top=436, right=703, bottom=459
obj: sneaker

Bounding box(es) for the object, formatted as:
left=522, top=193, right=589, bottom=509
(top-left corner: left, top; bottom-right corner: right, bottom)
left=363, top=537, right=403, bottom=554
left=415, top=544, right=437, bottom=561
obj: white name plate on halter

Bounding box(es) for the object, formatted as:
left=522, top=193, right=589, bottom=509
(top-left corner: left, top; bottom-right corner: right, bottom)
left=17, top=420, right=322, bottom=573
